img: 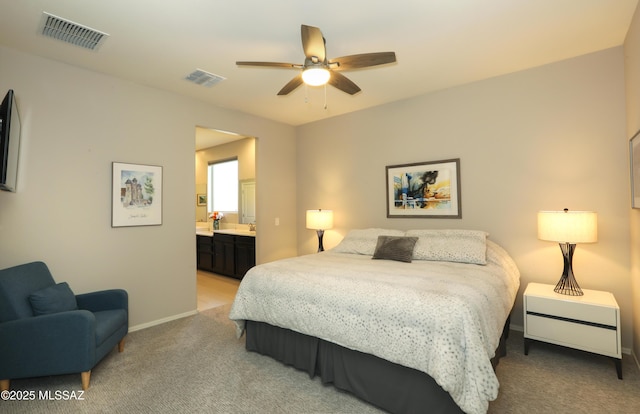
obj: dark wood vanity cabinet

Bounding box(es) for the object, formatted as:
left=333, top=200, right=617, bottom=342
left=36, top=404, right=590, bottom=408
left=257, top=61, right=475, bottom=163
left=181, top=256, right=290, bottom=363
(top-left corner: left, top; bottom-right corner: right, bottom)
left=197, top=235, right=215, bottom=272
left=234, top=235, right=256, bottom=278
left=212, top=233, right=235, bottom=276
left=196, top=233, right=255, bottom=279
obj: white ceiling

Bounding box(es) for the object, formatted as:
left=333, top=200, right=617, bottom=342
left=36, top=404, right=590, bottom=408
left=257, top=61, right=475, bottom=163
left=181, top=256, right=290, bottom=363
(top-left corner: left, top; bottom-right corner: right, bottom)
left=0, top=0, right=638, bottom=129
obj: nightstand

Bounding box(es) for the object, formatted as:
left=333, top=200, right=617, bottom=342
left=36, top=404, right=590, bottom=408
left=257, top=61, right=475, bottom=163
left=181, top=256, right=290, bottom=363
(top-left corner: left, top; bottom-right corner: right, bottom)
left=523, top=282, right=622, bottom=379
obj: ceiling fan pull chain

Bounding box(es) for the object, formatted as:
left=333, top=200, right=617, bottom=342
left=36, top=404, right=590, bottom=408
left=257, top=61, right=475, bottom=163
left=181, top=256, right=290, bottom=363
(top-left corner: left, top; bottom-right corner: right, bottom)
left=304, top=83, right=309, bottom=104
left=324, top=84, right=328, bottom=110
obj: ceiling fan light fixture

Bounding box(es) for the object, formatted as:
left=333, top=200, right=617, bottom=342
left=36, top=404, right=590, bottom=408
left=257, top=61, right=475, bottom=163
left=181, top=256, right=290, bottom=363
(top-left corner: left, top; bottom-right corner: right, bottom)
left=302, top=67, right=330, bottom=86
left=237, top=25, right=395, bottom=95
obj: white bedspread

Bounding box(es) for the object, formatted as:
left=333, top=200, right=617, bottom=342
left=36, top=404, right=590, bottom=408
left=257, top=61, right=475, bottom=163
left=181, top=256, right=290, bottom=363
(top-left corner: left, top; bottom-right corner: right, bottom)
left=229, top=240, right=520, bottom=414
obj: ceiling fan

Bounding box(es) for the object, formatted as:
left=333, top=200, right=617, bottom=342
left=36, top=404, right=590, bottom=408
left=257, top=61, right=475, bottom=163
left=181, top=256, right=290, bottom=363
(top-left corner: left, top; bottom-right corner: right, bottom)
left=236, top=25, right=396, bottom=96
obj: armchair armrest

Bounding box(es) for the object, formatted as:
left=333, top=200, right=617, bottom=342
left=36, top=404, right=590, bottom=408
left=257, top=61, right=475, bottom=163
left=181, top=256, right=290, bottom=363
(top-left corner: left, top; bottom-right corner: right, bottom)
left=76, top=289, right=128, bottom=313
left=0, top=311, right=97, bottom=378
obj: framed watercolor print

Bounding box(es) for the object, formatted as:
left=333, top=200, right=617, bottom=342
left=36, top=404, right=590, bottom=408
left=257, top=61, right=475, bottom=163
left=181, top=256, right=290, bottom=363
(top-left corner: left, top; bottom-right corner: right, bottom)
left=197, top=194, right=207, bottom=206
left=631, top=130, right=640, bottom=208
left=112, top=162, right=163, bottom=227
left=386, top=158, right=461, bottom=218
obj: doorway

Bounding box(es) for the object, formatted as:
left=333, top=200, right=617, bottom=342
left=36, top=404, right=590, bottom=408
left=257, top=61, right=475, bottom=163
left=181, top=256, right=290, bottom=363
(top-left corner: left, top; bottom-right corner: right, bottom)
left=240, top=180, right=256, bottom=224
left=195, top=127, right=256, bottom=310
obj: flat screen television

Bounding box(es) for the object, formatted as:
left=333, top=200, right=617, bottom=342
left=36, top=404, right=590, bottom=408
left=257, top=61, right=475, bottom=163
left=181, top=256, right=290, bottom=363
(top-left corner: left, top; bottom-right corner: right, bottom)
left=0, top=89, right=21, bottom=192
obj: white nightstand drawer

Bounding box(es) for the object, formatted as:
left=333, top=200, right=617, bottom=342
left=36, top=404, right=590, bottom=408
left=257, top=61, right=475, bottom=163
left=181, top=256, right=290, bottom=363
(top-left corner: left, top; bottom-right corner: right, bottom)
left=526, top=295, right=617, bottom=326
left=526, top=314, right=620, bottom=357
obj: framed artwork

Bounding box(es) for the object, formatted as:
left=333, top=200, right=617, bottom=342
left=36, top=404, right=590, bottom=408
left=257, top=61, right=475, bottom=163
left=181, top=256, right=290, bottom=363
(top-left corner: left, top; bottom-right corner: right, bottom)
left=386, top=158, right=461, bottom=218
left=112, top=162, right=163, bottom=227
left=631, top=130, right=640, bottom=208
left=197, top=194, right=207, bottom=206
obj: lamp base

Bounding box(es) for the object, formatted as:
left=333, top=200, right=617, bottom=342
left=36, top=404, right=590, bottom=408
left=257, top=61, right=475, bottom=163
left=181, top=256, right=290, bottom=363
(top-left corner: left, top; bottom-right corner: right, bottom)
left=316, top=229, right=325, bottom=252
left=553, top=242, right=583, bottom=296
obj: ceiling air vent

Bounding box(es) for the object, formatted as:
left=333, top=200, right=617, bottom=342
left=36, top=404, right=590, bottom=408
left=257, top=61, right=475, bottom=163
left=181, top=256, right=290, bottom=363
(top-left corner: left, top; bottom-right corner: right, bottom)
left=40, top=12, right=109, bottom=51
left=185, top=69, right=226, bottom=88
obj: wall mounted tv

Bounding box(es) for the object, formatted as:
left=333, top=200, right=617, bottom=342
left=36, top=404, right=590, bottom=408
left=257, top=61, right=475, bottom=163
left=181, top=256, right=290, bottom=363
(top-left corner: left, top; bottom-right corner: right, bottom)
left=0, top=89, right=21, bottom=192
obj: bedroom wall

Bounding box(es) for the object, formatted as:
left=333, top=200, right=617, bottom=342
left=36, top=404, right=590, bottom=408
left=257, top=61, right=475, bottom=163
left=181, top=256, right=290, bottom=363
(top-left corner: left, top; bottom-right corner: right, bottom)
left=0, top=45, right=297, bottom=329
left=296, top=47, right=633, bottom=350
left=624, top=3, right=640, bottom=361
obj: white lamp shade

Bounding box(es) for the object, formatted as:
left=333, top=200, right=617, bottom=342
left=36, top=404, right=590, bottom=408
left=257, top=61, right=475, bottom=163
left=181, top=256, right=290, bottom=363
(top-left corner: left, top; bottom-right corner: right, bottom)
left=306, top=209, right=333, bottom=230
left=302, top=67, right=330, bottom=86
left=537, top=210, right=597, bottom=243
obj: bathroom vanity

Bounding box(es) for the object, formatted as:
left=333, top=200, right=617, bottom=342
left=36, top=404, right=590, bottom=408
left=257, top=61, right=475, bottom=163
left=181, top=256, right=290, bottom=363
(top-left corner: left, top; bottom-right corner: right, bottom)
left=196, top=229, right=255, bottom=280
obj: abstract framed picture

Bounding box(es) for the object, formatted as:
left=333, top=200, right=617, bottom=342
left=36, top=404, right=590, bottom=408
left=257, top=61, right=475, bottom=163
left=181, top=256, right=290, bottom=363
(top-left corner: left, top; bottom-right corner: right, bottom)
left=631, top=130, right=640, bottom=208
left=112, top=162, right=163, bottom=227
left=386, top=158, right=461, bottom=218
left=197, top=194, right=207, bottom=206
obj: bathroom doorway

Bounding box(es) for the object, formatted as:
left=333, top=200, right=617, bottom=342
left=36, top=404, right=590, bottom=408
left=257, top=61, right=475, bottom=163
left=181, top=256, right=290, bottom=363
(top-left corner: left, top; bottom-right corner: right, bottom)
left=195, top=127, right=255, bottom=310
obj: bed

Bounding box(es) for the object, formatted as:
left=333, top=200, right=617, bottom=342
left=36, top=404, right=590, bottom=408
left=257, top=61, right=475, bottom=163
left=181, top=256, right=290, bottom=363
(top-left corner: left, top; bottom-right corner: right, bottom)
left=229, top=229, right=520, bottom=414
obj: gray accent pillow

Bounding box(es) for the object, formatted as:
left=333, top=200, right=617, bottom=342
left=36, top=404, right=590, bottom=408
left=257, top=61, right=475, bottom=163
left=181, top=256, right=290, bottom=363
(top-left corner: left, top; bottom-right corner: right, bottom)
left=29, top=282, right=78, bottom=316
left=372, top=236, right=419, bottom=263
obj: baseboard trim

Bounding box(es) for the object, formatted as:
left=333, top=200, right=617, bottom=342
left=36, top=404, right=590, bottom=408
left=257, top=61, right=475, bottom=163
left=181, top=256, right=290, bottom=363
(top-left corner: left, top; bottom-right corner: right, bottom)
left=510, top=323, right=524, bottom=332
left=129, top=310, right=198, bottom=332
left=632, top=350, right=640, bottom=372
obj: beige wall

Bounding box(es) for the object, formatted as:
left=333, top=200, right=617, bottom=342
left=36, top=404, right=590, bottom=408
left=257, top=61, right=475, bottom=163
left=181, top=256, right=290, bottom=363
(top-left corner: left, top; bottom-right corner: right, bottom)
left=1, top=39, right=635, bottom=351
left=0, top=45, right=297, bottom=329
left=624, top=4, right=640, bottom=360
left=296, top=47, right=633, bottom=351
left=195, top=137, right=255, bottom=223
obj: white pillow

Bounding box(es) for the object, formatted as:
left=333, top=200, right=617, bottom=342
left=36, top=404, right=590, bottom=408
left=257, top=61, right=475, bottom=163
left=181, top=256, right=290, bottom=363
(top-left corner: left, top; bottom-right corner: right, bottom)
left=405, top=229, right=488, bottom=265
left=332, top=228, right=405, bottom=255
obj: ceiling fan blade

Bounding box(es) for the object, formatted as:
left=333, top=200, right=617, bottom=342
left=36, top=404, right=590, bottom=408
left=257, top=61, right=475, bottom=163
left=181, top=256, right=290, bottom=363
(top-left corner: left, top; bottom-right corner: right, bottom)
left=330, top=52, right=396, bottom=70
left=301, top=25, right=326, bottom=62
left=277, top=74, right=304, bottom=95
left=236, top=61, right=300, bottom=69
left=328, top=71, right=361, bottom=95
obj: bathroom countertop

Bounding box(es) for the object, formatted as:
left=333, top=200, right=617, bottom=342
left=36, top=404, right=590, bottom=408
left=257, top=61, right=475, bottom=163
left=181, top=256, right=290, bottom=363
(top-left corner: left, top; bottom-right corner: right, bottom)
left=196, top=227, right=255, bottom=237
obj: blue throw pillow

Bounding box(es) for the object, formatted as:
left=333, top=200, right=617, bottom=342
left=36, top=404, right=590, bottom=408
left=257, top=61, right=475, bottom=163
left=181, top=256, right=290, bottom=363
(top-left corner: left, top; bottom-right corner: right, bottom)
left=29, top=282, right=78, bottom=316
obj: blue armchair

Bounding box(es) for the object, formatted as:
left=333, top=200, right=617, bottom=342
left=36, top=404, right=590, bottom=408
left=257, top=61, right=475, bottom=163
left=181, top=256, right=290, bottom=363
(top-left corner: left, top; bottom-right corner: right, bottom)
left=0, top=261, right=128, bottom=391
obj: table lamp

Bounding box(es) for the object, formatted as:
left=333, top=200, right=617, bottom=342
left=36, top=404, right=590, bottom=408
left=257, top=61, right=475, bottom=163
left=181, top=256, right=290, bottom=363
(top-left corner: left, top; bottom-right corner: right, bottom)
left=537, top=209, right=597, bottom=296
left=306, top=209, right=333, bottom=252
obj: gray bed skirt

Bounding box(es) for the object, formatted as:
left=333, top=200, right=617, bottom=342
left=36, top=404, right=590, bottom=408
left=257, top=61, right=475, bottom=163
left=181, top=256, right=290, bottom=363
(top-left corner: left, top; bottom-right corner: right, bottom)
left=245, top=319, right=509, bottom=414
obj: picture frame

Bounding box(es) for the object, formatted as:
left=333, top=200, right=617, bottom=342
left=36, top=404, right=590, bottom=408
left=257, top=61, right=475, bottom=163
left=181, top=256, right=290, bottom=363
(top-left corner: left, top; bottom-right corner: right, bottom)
left=196, top=193, right=207, bottom=206
left=631, top=130, right=640, bottom=209
left=112, top=162, right=163, bottom=227
left=386, top=158, right=461, bottom=218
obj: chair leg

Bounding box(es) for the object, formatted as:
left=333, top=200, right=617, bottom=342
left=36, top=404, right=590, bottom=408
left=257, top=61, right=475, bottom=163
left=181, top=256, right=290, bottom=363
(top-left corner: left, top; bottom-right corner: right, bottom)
left=118, top=337, right=125, bottom=352
left=0, top=379, right=9, bottom=391
left=81, top=371, right=91, bottom=390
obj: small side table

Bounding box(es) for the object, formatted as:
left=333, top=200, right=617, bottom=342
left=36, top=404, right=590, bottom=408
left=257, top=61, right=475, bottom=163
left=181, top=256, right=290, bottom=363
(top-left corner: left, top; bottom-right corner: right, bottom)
left=523, top=282, right=622, bottom=379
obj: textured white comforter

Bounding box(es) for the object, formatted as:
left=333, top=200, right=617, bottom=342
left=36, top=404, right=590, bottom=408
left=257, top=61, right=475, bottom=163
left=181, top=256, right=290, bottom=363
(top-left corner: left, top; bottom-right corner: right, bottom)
left=229, top=240, right=520, bottom=414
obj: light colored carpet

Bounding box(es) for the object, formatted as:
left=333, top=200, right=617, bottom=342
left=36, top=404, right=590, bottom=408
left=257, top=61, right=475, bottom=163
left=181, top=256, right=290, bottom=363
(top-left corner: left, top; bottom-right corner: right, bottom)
left=3, top=304, right=639, bottom=413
